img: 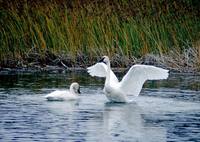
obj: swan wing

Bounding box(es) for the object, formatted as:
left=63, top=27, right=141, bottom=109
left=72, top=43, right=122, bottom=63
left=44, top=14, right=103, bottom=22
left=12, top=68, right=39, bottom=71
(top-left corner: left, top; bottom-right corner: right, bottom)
left=45, top=90, right=77, bottom=101
left=87, top=62, right=119, bottom=83
left=87, top=62, right=107, bottom=77
left=119, top=64, right=169, bottom=96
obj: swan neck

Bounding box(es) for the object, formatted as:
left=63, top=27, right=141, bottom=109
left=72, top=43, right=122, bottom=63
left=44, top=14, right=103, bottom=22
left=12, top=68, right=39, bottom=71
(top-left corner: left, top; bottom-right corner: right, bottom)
left=106, top=61, right=111, bottom=84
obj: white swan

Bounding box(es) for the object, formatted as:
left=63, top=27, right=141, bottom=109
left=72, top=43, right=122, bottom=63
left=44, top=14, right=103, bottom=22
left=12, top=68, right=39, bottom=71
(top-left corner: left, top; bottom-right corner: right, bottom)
left=45, top=82, right=80, bottom=101
left=87, top=56, right=169, bottom=103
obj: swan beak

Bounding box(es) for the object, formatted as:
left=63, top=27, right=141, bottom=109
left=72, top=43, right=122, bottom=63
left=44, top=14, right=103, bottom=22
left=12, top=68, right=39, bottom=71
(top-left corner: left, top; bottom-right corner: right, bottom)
left=78, top=88, right=81, bottom=94
left=98, top=57, right=106, bottom=64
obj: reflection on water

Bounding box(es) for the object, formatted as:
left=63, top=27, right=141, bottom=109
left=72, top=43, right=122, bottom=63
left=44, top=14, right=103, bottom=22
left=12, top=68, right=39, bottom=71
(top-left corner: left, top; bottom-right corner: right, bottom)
left=103, top=102, right=167, bottom=142
left=0, top=72, right=200, bottom=141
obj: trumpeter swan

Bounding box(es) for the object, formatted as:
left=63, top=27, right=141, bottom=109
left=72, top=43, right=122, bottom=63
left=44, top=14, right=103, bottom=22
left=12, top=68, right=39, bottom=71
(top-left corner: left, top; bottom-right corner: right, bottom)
left=87, top=56, right=169, bottom=103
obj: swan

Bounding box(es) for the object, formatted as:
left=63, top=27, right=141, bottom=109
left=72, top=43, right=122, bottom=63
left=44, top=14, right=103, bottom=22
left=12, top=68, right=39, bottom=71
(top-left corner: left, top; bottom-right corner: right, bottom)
left=45, top=82, right=81, bottom=101
left=87, top=56, right=169, bottom=103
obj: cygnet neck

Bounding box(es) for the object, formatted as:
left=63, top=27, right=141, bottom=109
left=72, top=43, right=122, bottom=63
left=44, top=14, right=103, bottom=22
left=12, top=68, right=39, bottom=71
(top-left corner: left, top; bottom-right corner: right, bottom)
left=69, top=84, right=76, bottom=95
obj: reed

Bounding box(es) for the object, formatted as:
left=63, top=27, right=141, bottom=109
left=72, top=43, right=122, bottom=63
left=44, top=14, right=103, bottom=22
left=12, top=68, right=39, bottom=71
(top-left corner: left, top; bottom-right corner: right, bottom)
left=0, top=0, right=200, bottom=70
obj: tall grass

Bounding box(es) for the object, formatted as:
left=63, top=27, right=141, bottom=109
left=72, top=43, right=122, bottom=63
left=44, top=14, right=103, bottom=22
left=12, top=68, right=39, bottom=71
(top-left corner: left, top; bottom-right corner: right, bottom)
left=0, top=0, right=200, bottom=68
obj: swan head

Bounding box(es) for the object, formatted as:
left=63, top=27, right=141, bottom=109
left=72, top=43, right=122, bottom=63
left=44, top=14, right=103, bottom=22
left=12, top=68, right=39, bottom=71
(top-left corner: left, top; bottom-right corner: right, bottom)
left=98, top=56, right=110, bottom=65
left=70, top=82, right=81, bottom=95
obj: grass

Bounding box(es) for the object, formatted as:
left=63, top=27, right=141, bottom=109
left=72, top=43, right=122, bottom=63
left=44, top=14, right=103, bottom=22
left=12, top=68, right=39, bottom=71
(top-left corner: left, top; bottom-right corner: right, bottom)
left=0, top=0, right=200, bottom=71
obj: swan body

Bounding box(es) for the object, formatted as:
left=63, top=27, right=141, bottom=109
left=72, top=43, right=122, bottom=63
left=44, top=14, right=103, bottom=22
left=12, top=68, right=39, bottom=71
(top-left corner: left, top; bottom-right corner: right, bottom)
left=45, top=82, right=80, bottom=101
left=87, top=56, right=169, bottom=103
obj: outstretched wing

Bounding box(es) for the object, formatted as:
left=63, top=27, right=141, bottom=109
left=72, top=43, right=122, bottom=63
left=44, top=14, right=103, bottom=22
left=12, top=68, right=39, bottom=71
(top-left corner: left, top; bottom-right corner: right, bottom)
left=87, top=62, right=107, bottom=77
left=87, top=63, right=119, bottom=83
left=119, top=64, right=169, bottom=96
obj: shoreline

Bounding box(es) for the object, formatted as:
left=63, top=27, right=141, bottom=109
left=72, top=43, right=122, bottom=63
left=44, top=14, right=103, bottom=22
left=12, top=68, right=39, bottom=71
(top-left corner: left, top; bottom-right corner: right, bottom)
left=0, top=67, right=199, bottom=76
left=0, top=64, right=199, bottom=76
left=1, top=49, right=200, bottom=74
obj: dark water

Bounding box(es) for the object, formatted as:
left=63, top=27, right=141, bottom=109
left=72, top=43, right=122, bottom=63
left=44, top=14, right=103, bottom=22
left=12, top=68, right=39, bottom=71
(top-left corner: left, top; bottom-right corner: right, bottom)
left=0, top=71, right=200, bottom=142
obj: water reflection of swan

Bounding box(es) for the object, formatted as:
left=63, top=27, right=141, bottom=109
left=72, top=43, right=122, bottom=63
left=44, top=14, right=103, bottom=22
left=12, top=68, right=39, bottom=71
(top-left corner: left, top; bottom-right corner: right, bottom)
left=102, top=102, right=167, bottom=142
left=45, top=82, right=81, bottom=101
left=87, top=56, right=169, bottom=103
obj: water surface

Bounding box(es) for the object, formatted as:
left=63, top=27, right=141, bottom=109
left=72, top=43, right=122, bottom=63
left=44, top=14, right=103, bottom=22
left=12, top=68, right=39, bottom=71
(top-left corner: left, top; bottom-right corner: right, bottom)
left=0, top=72, right=200, bottom=141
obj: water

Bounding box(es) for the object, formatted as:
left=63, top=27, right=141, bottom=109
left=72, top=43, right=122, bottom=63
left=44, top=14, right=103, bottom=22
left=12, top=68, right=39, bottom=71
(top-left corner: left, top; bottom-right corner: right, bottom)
left=0, top=71, right=200, bottom=142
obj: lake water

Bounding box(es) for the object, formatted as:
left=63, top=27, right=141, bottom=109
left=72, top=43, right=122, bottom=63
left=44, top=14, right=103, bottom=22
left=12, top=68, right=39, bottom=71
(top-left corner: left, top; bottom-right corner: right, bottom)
left=0, top=71, right=200, bottom=142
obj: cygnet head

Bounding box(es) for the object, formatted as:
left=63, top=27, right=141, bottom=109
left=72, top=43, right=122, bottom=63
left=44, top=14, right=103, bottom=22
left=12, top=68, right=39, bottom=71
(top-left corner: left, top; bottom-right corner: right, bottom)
left=98, top=56, right=110, bottom=65
left=70, top=82, right=81, bottom=95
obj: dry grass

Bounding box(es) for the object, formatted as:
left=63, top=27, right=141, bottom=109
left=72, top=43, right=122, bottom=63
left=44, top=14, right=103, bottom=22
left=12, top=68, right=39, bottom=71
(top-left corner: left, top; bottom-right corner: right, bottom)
left=0, top=0, right=200, bottom=72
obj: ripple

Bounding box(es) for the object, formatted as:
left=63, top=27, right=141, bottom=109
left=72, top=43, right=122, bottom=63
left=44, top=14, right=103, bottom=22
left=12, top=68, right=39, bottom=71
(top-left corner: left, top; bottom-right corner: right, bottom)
left=0, top=73, right=200, bottom=141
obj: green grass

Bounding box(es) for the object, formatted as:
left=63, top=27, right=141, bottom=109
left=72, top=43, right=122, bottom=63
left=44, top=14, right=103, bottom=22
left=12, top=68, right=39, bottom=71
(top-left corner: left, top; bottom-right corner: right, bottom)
left=0, top=0, right=200, bottom=68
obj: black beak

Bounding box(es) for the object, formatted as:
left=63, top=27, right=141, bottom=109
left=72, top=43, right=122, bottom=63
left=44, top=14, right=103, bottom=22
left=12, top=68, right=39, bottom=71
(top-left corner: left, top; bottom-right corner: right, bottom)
left=98, top=57, right=106, bottom=64
left=78, top=88, right=81, bottom=94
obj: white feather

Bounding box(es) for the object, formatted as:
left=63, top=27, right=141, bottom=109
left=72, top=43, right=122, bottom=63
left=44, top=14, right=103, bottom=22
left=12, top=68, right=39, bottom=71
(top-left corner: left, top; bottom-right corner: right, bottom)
left=45, top=82, right=80, bottom=101
left=45, top=90, right=77, bottom=101
left=87, top=62, right=107, bottom=77
left=87, top=56, right=169, bottom=103
left=87, top=62, right=119, bottom=83
left=119, top=65, right=169, bottom=96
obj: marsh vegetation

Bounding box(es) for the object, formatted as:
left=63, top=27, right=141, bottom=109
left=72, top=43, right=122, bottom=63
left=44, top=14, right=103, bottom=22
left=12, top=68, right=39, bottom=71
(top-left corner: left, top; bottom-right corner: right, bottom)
left=0, top=0, right=200, bottom=72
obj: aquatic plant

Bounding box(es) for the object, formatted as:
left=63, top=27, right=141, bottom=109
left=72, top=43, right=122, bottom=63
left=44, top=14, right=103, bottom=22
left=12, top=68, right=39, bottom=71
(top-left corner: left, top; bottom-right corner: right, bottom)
left=0, top=0, right=200, bottom=71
